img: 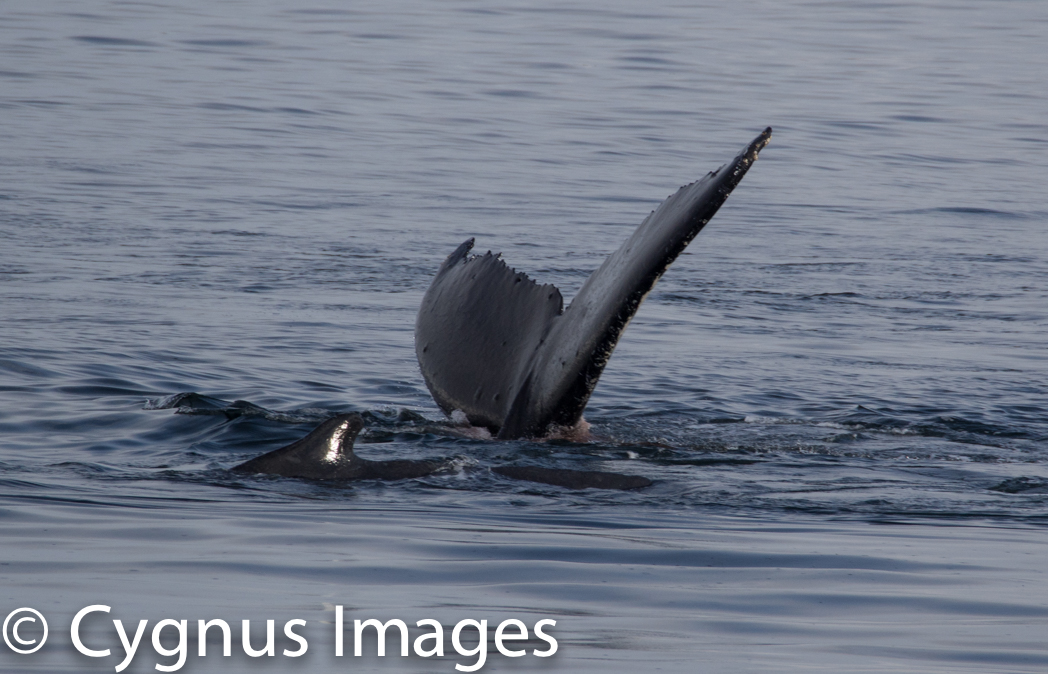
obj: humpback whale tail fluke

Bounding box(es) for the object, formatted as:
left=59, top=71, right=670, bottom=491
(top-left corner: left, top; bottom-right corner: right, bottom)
left=233, top=412, right=441, bottom=480
left=416, top=128, right=771, bottom=439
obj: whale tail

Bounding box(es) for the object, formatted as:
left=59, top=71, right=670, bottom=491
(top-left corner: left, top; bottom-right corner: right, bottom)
left=416, top=128, right=771, bottom=439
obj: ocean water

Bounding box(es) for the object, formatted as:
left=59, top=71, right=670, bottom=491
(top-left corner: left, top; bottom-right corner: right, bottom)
left=2, top=0, right=1048, bottom=671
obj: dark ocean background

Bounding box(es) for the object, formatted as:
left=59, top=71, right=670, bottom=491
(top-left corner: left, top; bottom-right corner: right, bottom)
left=2, top=1, right=1048, bottom=671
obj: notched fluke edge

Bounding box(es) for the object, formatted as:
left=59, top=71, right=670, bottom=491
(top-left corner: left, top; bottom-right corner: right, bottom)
left=229, top=128, right=773, bottom=487
left=416, top=127, right=771, bottom=440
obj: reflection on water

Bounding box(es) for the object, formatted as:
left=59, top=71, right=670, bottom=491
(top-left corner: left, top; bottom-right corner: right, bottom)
left=2, top=0, right=1048, bottom=671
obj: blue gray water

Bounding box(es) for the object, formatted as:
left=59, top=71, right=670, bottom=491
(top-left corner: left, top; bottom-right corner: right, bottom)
left=2, top=1, right=1048, bottom=672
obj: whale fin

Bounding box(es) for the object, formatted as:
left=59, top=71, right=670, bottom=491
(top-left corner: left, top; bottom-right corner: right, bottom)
left=233, top=413, right=368, bottom=479
left=416, top=128, right=771, bottom=439
left=414, top=242, right=564, bottom=432
left=233, top=412, right=441, bottom=480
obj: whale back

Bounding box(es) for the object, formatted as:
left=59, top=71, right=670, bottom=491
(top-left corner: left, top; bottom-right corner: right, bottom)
left=416, top=128, right=771, bottom=439
left=232, top=412, right=443, bottom=480
left=233, top=413, right=366, bottom=479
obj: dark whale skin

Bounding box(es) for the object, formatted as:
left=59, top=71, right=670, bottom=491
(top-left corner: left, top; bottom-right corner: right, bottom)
left=231, top=413, right=647, bottom=490
left=233, top=129, right=770, bottom=484
left=416, top=128, right=771, bottom=439
left=232, top=413, right=440, bottom=480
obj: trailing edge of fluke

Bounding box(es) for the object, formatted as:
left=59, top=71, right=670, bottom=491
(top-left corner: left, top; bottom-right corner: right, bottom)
left=416, top=127, right=771, bottom=439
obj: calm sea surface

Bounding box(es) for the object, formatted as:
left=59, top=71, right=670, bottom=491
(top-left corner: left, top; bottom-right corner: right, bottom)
left=2, top=1, right=1048, bottom=672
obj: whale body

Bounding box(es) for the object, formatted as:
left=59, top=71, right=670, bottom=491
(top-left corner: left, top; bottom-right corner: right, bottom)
left=233, top=128, right=770, bottom=486
left=232, top=413, right=440, bottom=480
left=416, top=128, right=771, bottom=439
left=232, top=411, right=650, bottom=489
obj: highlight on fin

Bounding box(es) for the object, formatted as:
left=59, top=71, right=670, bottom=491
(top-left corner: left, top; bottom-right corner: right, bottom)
left=232, top=413, right=442, bottom=481
left=416, top=128, right=772, bottom=439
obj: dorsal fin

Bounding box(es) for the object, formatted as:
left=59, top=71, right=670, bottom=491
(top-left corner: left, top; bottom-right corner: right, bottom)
left=233, top=413, right=366, bottom=479
left=416, top=128, right=771, bottom=439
